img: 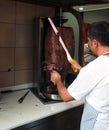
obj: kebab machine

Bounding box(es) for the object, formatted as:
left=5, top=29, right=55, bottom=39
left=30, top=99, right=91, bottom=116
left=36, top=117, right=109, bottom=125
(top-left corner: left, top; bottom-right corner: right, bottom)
left=32, top=7, right=83, bottom=103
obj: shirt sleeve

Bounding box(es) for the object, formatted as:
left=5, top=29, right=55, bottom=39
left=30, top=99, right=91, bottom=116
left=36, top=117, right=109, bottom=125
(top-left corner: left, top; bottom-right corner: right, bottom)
left=67, top=59, right=105, bottom=100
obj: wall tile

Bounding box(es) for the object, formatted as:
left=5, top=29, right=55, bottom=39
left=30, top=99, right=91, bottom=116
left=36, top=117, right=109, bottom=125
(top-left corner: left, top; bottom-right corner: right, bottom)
left=0, top=0, right=15, bottom=23
left=35, top=5, right=55, bottom=17
left=16, top=2, right=36, bottom=24
left=16, top=24, right=33, bottom=47
left=0, top=23, right=15, bottom=47
left=0, top=48, right=14, bottom=71
left=15, top=48, right=33, bottom=70
left=15, top=70, right=33, bottom=85
left=0, top=71, right=14, bottom=88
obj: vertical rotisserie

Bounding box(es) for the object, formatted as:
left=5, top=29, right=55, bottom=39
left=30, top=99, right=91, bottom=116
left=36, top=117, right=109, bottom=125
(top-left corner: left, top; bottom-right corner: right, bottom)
left=44, top=27, right=75, bottom=81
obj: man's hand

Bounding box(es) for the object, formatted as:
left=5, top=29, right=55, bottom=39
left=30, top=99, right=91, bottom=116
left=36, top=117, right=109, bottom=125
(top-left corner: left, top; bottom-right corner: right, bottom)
left=50, top=70, right=73, bottom=102
left=50, top=70, right=61, bottom=85
left=69, top=59, right=82, bottom=72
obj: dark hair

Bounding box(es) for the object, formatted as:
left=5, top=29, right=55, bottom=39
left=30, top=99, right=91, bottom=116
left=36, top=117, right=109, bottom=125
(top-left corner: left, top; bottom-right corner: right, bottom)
left=87, top=21, right=109, bottom=46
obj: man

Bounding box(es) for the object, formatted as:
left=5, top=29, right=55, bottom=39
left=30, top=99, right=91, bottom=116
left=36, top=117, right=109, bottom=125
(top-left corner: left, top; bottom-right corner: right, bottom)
left=50, top=21, right=109, bottom=130
left=84, top=43, right=96, bottom=64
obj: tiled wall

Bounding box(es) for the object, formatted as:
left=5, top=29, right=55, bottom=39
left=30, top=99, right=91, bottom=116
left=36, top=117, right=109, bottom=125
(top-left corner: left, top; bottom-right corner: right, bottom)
left=0, top=0, right=55, bottom=88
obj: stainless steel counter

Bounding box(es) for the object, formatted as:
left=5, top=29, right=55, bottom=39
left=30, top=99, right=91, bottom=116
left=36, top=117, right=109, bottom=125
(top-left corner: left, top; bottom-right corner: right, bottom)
left=0, top=89, right=84, bottom=130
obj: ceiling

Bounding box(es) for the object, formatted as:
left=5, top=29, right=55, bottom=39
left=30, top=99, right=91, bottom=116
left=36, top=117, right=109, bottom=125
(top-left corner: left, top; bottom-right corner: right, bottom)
left=14, top=0, right=109, bottom=7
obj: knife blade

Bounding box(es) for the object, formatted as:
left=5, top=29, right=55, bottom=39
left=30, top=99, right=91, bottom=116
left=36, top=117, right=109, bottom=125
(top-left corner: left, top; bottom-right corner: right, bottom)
left=48, top=17, right=78, bottom=73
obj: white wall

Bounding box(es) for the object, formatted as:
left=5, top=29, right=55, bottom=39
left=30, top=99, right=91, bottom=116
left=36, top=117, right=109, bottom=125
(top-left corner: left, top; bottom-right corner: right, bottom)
left=83, top=9, right=109, bottom=23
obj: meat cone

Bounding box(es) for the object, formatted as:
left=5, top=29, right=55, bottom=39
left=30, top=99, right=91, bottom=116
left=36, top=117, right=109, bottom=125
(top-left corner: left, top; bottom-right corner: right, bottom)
left=44, top=27, right=75, bottom=81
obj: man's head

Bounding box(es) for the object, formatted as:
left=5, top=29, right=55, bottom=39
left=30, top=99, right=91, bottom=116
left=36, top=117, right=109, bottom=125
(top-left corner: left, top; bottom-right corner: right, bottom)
left=87, top=21, right=109, bottom=56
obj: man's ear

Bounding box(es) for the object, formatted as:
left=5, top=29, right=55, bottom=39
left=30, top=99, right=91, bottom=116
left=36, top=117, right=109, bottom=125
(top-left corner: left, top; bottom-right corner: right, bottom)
left=92, top=39, right=98, bottom=48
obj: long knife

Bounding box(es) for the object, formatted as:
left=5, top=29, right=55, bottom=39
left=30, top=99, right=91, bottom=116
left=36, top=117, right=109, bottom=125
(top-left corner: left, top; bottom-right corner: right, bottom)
left=48, top=17, right=78, bottom=73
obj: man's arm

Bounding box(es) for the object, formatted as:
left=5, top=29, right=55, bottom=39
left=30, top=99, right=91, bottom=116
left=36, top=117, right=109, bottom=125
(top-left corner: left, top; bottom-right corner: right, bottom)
left=50, top=70, right=74, bottom=102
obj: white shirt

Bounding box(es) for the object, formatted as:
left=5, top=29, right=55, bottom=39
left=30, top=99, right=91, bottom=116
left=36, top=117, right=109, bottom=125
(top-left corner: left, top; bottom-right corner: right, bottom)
left=67, top=55, right=109, bottom=121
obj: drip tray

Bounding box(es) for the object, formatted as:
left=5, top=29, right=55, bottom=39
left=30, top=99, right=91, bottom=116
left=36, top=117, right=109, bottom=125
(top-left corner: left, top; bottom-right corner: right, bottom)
left=31, top=88, right=62, bottom=105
